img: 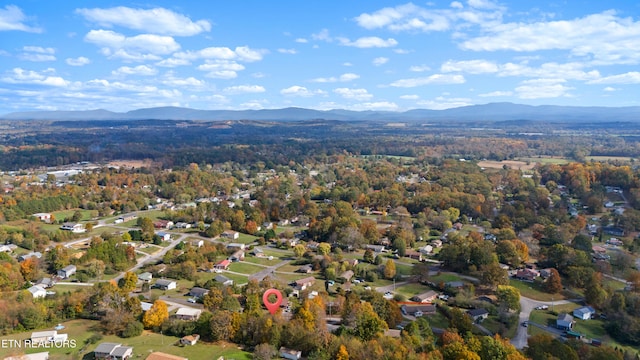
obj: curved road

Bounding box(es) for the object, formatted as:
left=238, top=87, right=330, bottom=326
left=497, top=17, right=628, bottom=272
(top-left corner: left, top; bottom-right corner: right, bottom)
left=511, top=295, right=577, bottom=349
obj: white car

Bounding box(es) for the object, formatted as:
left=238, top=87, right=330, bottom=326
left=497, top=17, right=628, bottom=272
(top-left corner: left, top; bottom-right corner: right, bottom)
left=187, top=298, right=197, bottom=303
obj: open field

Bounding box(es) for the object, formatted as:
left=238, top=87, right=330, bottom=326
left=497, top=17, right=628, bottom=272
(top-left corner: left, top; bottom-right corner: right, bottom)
left=394, top=282, right=433, bottom=298
left=586, top=156, right=635, bottom=162
left=516, top=156, right=571, bottom=165
left=509, top=279, right=567, bottom=301
left=477, top=160, right=536, bottom=171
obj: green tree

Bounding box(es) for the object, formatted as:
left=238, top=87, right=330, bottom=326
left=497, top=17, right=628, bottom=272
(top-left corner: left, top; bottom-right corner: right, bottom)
left=584, top=272, right=607, bottom=308
left=353, top=302, right=386, bottom=341
left=317, top=242, right=331, bottom=255
left=363, top=248, right=374, bottom=264
left=293, top=244, right=306, bottom=258
left=496, top=285, right=520, bottom=312
left=449, top=307, right=473, bottom=333
left=479, top=262, right=509, bottom=289
left=118, top=271, right=138, bottom=292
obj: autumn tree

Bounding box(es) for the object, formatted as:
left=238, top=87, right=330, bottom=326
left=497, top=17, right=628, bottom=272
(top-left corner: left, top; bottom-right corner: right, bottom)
left=293, top=244, right=306, bottom=258
left=353, top=302, right=386, bottom=341
left=584, top=272, right=607, bottom=308
left=143, top=300, right=169, bottom=329
left=20, top=257, right=38, bottom=282
left=383, top=259, right=396, bottom=280
left=317, top=242, right=331, bottom=256
left=496, top=285, right=520, bottom=312
left=336, top=344, right=350, bottom=360
left=118, top=271, right=138, bottom=292
left=544, top=268, right=563, bottom=294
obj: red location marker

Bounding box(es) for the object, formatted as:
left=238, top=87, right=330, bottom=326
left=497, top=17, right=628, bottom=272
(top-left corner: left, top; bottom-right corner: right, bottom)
left=262, top=288, right=283, bottom=315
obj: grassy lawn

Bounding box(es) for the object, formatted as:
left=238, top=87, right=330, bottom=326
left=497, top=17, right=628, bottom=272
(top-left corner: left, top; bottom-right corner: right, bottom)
left=136, top=245, right=160, bottom=255
left=395, top=263, right=413, bottom=276
left=235, top=233, right=259, bottom=244
left=509, top=279, right=567, bottom=301
left=429, top=273, right=462, bottom=284
left=481, top=316, right=517, bottom=338
left=228, top=262, right=266, bottom=275
left=0, top=319, right=252, bottom=360
left=424, top=312, right=450, bottom=329
left=216, top=272, right=249, bottom=285
left=243, top=255, right=283, bottom=266
left=51, top=209, right=97, bottom=222
left=394, top=282, right=433, bottom=298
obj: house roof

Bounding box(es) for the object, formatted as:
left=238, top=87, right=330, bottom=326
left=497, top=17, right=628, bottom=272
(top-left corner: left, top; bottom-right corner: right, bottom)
left=340, top=270, right=354, bottom=280
left=94, top=343, right=121, bottom=354
left=139, top=272, right=153, bottom=280
left=176, top=308, right=202, bottom=317
left=28, top=285, right=46, bottom=295
left=189, top=287, right=209, bottom=296
left=468, top=308, right=489, bottom=317
left=402, top=304, right=436, bottom=314
left=411, top=290, right=438, bottom=301
left=31, top=330, right=57, bottom=338
left=146, top=352, right=188, bottom=360
left=214, top=275, right=231, bottom=283
left=574, top=306, right=595, bottom=315
left=61, top=265, right=76, bottom=272
left=181, top=334, right=200, bottom=342
left=141, top=302, right=153, bottom=311
left=155, top=279, right=176, bottom=286
left=112, top=346, right=133, bottom=357
left=295, top=276, right=315, bottom=285
left=557, top=313, right=574, bottom=323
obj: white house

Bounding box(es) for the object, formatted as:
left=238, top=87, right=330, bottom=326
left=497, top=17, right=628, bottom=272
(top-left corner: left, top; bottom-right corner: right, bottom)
left=93, top=343, right=133, bottom=360
left=138, top=272, right=153, bottom=283
left=279, top=347, right=302, bottom=360
left=222, top=230, right=239, bottom=240
left=30, top=330, right=58, bottom=344
left=60, top=222, right=85, bottom=233
left=573, top=306, right=595, bottom=320
left=175, top=307, right=202, bottom=321
left=226, top=242, right=245, bottom=250
left=57, top=265, right=76, bottom=279
left=32, top=213, right=52, bottom=223
left=155, top=279, right=177, bottom=290
left=28, top=285, right=47, bottom=299
left=156, top=232, right=171, bottom=241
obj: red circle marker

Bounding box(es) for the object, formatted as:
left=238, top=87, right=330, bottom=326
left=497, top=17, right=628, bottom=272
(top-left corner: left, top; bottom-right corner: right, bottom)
left=262, top=288, right=283, bottom=315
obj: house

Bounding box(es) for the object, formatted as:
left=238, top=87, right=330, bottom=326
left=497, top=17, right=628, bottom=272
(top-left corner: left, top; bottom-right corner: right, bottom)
left=175, top=307, right=202, bottom=321
left=175, top=222, right=192, bottom=229
left=607, top=238, right=624, bottom=246
left=405, top=249, right=423, bottom=261
left=146, top=352, right=187, bottom=360
left=192, top=239, right=204, bottom=248
left=35, top=277, right=55, bottom=288
left=138, top=272, right=153, bottom=283
left=214, top=259, right=231, bottom=270
left=32, top=213, right=52, bottom=223
left=93, top=343, right=133, bottom=360
left=57, top=265, right=76, bottom=279
left=431, top=239, right=443, bottom=248
left=226, top=242, right=245, bottom=250
left=221, top=230, right=239, bottom=240
left=94, top=343, right=133, bottom=360
left=214, top=275, right=233, bottom=286
left=603, top=226, right=625, bottom=237
left=229, top=249, right=245, bottom=262
left=346, top=258, right=359, bottom=267
left=0, top=244, right=16, bottom=253
left=401, top=304, right=436, bottom=316
left=411, top=290, right=438, bottom=303
left=180, top=334, right=200, bottom=346
left=515, top=268, right=540, bottom=281
left=140, top=302, right=153, bottom=312
left=262, top=222, right=274, bottom=230
left=420, top=245, right=434, bottom=255
left=116, top=213, right=137, bottom=223
left=251, top=247, right=265, bottom=257
left=155, top=232, right=170, bottom=241
left=296, top=264, right=313, bottom=274
left=467, top=308, right=489, bottom=322
left=60, top=222, right=85, bottom=233
left=153, top=220, right=174, bottom=229
left=384, top=329, right=402, bottom=338
left=5, top=352, right=50, bottom=360
left=365, top=244, right=386, bottom=253
left=188, top=287, right=209, bottom=298
left=339, top=270, right=354, bottom=283
left=539, top=268, right=554, bottom=279
left=18, top=252, right=42, bottom=262
left=279, top=238, right=299, bottom=247
left=484, top=234, right=497, bottom=242
left=592, top=245, right=607, bottom=254
left=573, top=306, right=596, bottom=320
left=279, top=347, right=302, bottom=360
left=155, top=279, right=177, bottom=290
left=30, top=330, right=58, bottom=344
left=556, top=313, right=574, bottom=330
left=28, top=285, right=47, bottom=299
left=294, top=276, right=315, bottom=291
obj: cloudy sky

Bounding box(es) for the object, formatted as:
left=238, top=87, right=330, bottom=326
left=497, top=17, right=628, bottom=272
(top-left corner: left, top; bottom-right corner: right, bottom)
left=2, top=1, right=640, bottom=114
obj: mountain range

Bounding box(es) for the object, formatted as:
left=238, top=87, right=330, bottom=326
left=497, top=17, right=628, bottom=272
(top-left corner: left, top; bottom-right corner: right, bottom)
left=3, top=103, right=640, bottom=122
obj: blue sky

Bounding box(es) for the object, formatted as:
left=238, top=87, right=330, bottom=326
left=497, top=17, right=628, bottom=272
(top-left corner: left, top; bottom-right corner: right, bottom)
left=2, top=1, right=640, bottom=114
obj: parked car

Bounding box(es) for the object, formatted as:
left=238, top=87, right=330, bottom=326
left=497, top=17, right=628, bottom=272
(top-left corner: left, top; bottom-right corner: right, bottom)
left=187, top=298, right=197, bottom=303
left=522, top=321, right=528, bottom=327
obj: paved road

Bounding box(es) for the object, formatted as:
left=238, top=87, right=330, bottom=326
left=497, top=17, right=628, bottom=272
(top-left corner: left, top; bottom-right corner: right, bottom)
left=113, top=233, right=188, bottom=282
left=249, top=260, right=291, bottom=282
left=511, top=294, right=577, bottom=349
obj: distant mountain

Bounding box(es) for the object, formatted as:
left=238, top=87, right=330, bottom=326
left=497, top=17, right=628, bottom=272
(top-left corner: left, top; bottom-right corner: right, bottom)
left=3, top=103, right=640, bottom=122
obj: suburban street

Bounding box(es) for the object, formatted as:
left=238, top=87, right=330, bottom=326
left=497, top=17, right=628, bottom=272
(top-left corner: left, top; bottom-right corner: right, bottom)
left=511, top=295, right=577, bottom=349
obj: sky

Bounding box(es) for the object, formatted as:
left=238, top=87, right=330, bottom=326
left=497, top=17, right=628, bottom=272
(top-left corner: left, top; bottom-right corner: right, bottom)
left=2, top=1, right=640, bottom=114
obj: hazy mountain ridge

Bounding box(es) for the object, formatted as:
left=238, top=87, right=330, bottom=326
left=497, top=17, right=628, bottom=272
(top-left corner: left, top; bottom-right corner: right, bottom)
left=4, top=103, right=640, bottom=122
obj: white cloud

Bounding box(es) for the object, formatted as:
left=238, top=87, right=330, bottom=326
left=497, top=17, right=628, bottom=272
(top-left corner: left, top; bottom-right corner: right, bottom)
left=280, top=85, right=325, bottom=97
left=310, top=73, right=360, bottom=83
left=295, top=38, right=308, bottom=43
left=235, top=46, right=266, bottom=62
left=197, top=60, right=245, bottom=79
left=400, top=94, right=420, bottom=100
left=478, top=90, right=513, bottom=97
left=112, top=65, right=157, bottom=76
left=603, top=86, right=617, bottom=92
left=390, top=74, right=466, bottom=87
left=0, top=5, right=42, bottom=33
left=161, top=76, right=205, bottom=87
left=240, top=100, right=268, bottom=109
left=76, top=6, right=211, bottom=36
left=393, top=49, right=411, bottom=54
left=19, top=46, right=56, bottom=61
left=350, top=101, right=399, bottom=111
left=343, top=62, right=353, bottom=67
left=66, top=57, right=91, bottom=66
left=515, top=79, right=573, bottom=99
left=441, top=59, right=498, bottom=74
left=173, top=46, right=265, bottom=64
left=311, top=29, right=331, bottom=41
left=354, top=3, right=451, bottom=32
left=333, top=88, right=373, bottom=101
left=223, top=85, right=266, bottom=94
left=278, top=48, right=297, bottom=54
left=373, top=57, right=389, bottom=66
left=461, top=11, right=640, bottom=65
left=23, top=46, right=54, bottom=54
left=1, top=68, right=68, bottom=87
left=417, top=96, right=473, bottom=109
left=498, top=62, right=600, bottom=81
left=155, top=58, right=190, bottom=67
left=338, top=36, right=397, bottom=48
left=85, top=30, right=180, bottom=60
left=410, top=65, right=431, bottom=72
left=450, top=1, right=464, bottom=9
left=588, top=72, right=640, bottom=84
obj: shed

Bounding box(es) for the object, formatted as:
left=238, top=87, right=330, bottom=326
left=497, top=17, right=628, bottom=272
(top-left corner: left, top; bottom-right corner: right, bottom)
left=557, top=313, right=574, bottom=330
left=573, top=306, right=595, bottom=320
left=57, top=265, right=77, bottom=279
left=279, top=347, right=302, bottom=360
